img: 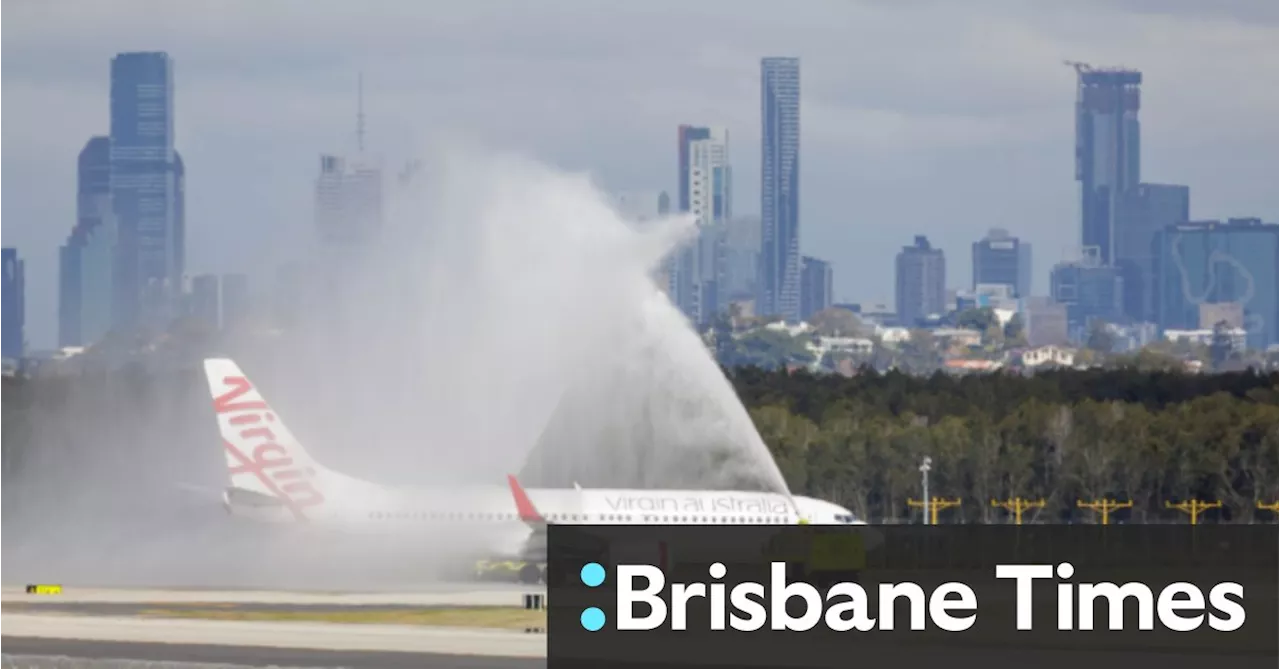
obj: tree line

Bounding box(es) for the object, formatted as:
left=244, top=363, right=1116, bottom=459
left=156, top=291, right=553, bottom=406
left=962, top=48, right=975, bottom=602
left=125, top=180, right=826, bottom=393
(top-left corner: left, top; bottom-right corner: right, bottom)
left=5, top=363, right=1276, bottom=524
left=729, top=366, right=1278, bottom=523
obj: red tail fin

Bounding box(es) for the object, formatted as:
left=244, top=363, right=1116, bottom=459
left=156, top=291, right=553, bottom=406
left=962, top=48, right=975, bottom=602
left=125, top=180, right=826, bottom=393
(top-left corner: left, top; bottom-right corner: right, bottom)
left=507, top=474, right=545, bottom=524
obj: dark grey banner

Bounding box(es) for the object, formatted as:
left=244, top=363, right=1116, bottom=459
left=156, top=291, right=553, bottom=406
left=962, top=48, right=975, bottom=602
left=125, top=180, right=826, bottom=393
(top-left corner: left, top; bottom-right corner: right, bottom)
left=547, top=525, right=1277, bottom=668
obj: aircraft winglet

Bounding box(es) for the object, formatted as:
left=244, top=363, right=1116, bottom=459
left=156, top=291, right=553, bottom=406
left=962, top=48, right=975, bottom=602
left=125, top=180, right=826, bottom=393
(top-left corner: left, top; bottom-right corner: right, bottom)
left=507, top=474, right=546, bottom=525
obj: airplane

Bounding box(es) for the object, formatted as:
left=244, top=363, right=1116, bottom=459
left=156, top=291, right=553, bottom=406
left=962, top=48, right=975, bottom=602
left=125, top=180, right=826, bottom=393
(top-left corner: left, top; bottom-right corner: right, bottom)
left=204, top=357, right=863, bottom=584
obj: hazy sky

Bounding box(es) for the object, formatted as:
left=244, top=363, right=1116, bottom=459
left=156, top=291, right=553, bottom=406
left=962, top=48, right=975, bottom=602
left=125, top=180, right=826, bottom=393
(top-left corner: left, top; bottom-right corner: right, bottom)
left=3, top=0, right=1277, bottom=348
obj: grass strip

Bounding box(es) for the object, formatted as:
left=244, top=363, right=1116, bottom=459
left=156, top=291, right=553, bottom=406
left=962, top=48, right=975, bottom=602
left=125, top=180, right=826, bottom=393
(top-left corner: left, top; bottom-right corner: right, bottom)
left=137, top=606, right=547, bottom=630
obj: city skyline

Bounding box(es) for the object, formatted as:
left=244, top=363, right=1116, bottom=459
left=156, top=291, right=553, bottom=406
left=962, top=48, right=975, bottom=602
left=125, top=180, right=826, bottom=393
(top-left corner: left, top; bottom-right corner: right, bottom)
left=3, top=1, right=1276, bottom=347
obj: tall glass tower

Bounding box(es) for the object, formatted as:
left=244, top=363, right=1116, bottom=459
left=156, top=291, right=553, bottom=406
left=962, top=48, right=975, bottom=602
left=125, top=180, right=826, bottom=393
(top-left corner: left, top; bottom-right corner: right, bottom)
left=1071, top=64, right=1141, bottom=265
left=110, top=51, right=180, bottom=331
left=760, top=57, right=801, bottom=323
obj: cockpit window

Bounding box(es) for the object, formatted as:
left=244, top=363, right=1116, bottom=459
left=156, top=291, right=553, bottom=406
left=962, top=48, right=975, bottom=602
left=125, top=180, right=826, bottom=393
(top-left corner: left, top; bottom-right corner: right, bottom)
left=835, top=513, right=858, bottom=524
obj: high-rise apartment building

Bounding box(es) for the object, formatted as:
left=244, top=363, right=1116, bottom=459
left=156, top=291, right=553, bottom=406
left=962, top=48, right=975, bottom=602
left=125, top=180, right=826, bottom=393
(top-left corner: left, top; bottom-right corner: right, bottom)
left=1071, top=64, right=1141, bottom=265
left=895, top=236, right=946, bottom=327
left=971, top=228, right=1032, bottom=298
left=673, top=125, right=731, bottom=325
left=1113, top=183, right=1189, bottom=322
left=800, top=256, right=833, bottom=321
left=110, top=51, right=182, bottom=331
left=2, top=248, right=24, bottom=360
left=760, top=57, right=801, bottom=322
left=1152, top=218, right=1278, bottom=349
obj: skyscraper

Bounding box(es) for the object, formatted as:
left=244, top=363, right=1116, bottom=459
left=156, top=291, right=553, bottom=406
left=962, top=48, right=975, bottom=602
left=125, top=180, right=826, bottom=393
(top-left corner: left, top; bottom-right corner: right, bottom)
left=2, top=248, right=25, bottom=360
left=972, top=228, right=1032, bottom=298
left=221, top=273, right=252, bottom=332
left=1071, top=64, right=1141, bottom=265
left=60, top=136, right=114, bottom=347
left=315, top=154, right=384, bottom=246
left=1113, top=183, right=1189, bottom=322
left=1152, top=218, right=1279, bottom=349
left=800, top=256, right=833, bottom=321
left=760, top=57, right=801, bottom=322
left=895, top=236, right=946, bottom=327
left=188, top=274, right=220, bottom=330
left=110, top=51, right=182, bottom=331
left=721, top=215, right=762, bottom=304
left=674, top=125, right=731, bottom=325
left=1050, top=253, right=1123, bottom=339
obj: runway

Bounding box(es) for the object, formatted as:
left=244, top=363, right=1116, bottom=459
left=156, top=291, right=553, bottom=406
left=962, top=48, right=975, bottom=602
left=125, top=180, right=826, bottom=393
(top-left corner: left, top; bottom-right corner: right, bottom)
left=2, top=584, right=543, bottom=606
left=3, top=637, right=543, bottom=668
left=2, top=585, right=547, bottom=668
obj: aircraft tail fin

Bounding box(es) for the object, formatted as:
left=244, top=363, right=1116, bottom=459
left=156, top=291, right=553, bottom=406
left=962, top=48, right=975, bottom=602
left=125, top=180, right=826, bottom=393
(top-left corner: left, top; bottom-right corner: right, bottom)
left=507, top=474, right=546, bottom=527
left=203, top=358, right=328, bottom=519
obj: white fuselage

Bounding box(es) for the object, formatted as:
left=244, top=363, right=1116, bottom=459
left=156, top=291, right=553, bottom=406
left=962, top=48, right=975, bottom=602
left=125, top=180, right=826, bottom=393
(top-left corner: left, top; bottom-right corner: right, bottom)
left=225, top=480, right=859, bottom=561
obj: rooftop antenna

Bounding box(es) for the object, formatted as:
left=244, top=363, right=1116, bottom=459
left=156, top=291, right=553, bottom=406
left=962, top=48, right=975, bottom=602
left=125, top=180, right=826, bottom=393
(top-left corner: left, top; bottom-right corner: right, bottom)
left=356, top=72, right=366, bottom=153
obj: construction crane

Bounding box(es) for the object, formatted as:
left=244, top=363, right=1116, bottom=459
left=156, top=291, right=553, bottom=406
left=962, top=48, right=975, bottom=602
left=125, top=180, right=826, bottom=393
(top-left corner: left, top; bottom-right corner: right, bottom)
left=1063, top=60, right=1092, bottom=74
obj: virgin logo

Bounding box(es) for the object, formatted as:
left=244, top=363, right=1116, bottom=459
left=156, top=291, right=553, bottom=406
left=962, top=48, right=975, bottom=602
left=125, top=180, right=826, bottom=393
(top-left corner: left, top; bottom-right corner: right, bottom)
left=215, top=376, right=325, bottom=519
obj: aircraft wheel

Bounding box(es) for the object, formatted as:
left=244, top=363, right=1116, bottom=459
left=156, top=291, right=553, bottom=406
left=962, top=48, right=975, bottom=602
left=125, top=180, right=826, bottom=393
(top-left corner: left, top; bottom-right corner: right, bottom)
left=519, top=563, right=541, bottom=585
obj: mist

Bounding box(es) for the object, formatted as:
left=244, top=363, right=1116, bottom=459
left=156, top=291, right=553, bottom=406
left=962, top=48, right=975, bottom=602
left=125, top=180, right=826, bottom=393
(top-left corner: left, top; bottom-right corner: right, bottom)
left=1, top=145, right=787, bottom=588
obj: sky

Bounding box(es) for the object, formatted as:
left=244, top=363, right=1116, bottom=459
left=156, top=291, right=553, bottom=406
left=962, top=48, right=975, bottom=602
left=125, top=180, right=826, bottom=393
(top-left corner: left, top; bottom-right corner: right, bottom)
left=3, top=0, right=1277, bottom=348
